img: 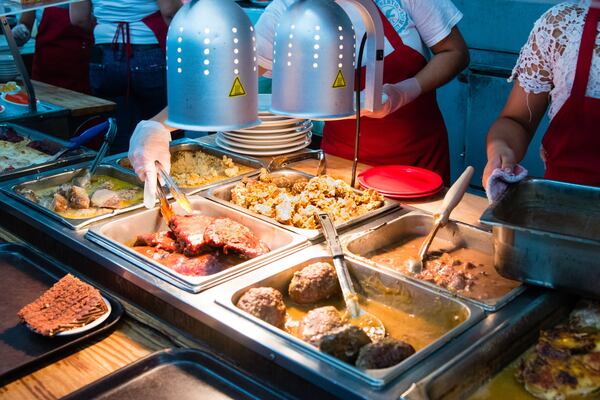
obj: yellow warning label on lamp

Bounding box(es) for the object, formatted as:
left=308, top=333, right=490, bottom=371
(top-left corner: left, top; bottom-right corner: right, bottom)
left=229, top=76, right=246, bottom=97
left=332, top=69, right=347, bottom=89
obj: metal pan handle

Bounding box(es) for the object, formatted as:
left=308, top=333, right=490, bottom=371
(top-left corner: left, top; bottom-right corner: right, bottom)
left=267, top=149, right=326, bottom=175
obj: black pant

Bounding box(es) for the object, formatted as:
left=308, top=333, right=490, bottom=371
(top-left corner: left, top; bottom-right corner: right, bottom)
left=89, top=44, right=167, bottom=154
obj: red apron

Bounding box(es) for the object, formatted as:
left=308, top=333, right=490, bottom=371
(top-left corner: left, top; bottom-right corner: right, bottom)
left=321, top=3, right=450, bottom=184
left=32, top=7, right=93, bottom=93
left=542, top=7, right=600, bottom=186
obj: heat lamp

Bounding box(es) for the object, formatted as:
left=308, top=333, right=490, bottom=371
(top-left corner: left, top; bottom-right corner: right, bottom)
left=165, top=0, right=260, bottom=131
left=270, top=0, right=385, bottom=119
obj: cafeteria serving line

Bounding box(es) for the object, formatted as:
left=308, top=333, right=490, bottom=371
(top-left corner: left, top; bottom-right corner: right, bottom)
left=0, top=0, right=598, bottom=399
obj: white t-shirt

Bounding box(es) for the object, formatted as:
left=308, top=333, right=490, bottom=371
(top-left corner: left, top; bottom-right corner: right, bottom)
left=510, top=2, right=600, bottom=120
left=256, top=0, right=462, bottom=77
left=92, top=0, right=160, bottom=45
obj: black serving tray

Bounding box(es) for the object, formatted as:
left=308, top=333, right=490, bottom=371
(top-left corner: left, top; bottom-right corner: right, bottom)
left=62, top=348, right=292, bottom=400
left=0, top=243, right=123, bottom=385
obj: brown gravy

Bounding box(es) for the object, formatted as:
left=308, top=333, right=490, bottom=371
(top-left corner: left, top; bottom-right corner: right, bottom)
left=367, top=235, right=520, bottom=301
left=283, top=295, right=465, bottom=351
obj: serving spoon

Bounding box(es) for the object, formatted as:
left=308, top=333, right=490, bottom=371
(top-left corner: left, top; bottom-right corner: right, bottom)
left=319, top=213, right=385, bottom=342
left=406, top=166, right=474, bottom=274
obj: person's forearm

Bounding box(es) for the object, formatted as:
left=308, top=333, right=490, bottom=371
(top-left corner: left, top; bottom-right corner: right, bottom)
left=415, top=49, right=468, bottom=94
left=486, top=117, right=532, bottom=163
left=69, top=1, right=95, bottom=32
left=19, top=11, right=35, bottom=31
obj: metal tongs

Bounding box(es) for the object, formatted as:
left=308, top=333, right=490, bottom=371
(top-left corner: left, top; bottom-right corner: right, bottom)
left=72, top=118, right=117, bottom=187
left=155, top=160, right=192, bottom=221
left=267, top=149, right=326, bottom=175
left=318, top=213, right=385, bottom=342
left=48, top=120, right=110, bottom=162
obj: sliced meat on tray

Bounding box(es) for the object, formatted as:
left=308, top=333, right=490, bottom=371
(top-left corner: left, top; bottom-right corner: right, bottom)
left=133, top=246, right=222, bottom=277
left=168, top=215, right=215, bottom=256
left=134, top=231, right=178, bottom=252
left=204, top=217, right=270, bottom=259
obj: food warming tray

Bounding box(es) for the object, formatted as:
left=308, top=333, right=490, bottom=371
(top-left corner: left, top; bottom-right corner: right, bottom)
left=61, top=348, right=290, bottom=400
left=2, top=164, right=145, bottom=230
left=204, top=169, right=399, bottom=241
left=105, top=138, right=264, bottom=195
left=480, top=178, right=600, bottom=299
left=0, top=123, right=95, bottom=182
left=214, top=245, right=484, bottom=388
left=343, top=212, right=524, bottom=311
left=85, top=196, right=307, bottom=293
left=0, top=243, right=123, bottom=386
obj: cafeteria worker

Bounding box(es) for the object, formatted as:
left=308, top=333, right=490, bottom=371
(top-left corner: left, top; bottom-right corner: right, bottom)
left=128, top=0, right=470, bottom=204
left=483, top=1, right=600, bottom=188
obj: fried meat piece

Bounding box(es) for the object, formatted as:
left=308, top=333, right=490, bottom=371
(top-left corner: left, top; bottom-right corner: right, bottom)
left=134, top=231, right=178, bottom=252
left=299, top=306, right=345, bottom=346
left=68, top=185, right=90, bottom=209
left=133, top=246, right=222, bottom=277
left=204, top=218, right=270, bottom=259
left=168, top=215, right=215, bottom=256
left=288, top=262, right=339, bottom=304
left=90, top=189, right=120, bottom=208
left=319, top=325, right=371, bottom=363
left=52, top=193, right=68, bottom=212
left=355, top=338, right=416, bottom=369
left=236, top=287, right=287, bottom=328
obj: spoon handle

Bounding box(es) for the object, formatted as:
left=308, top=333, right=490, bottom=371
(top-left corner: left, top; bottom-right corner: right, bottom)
left=318, top=213, right=361, bottom=318
left=437, top=166, right=474, bottom=225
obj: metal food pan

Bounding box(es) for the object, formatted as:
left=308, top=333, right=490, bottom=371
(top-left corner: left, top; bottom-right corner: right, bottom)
left=480, top=179, right=600, bottom=299
left=204, top=168, right=399, bottom=241
left=401, top=291, right=575, bottom=400
left=105, top=138, right=263, bottom=195
left=0, top=123, right=95, bottom=181
left=214, top=245, right=483, bottom=389
left=85, top=196, right=307, bottom=293
left=2, top=165, right=144, bottom=230
left=342, top=212, right=524, bottom=311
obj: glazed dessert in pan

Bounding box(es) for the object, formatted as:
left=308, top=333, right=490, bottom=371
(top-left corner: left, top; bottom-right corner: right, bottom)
left=230, top=169, right=385, bottom=229
left=132, top=214, right=270, bottom=277
left=18, top=274, right=108, bottom=336
left=0, top=125, right=62, bottom=172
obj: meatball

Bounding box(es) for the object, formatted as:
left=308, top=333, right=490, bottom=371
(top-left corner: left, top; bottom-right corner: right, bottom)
left=299, top=306, right=345, bottom=346
left=236, top=287, right=286, bottom=329
left=289, top=262, right=339, bottom=304
left=355, top=338, right=416, bottom=370
left=319, top=325, right=371, bottom=363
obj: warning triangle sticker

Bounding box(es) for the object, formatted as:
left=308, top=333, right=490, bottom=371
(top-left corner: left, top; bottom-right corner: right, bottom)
left=229, top=76, right=246, bottom=97
left=332, top=69, right=346, bottom=89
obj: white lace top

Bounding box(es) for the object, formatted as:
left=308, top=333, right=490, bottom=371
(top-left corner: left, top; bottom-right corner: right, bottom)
left=510, top=2, right=600, bottom=120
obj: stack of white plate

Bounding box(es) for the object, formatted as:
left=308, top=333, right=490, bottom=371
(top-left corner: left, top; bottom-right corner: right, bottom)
left=216, top=112, right=312, bottom=156
left=0, top=54, right=18, bottom=81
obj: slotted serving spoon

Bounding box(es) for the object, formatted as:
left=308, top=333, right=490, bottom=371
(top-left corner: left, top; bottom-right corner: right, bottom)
left=406, top=166, right=475, bottom=274
left=318, top=213, right=385, bottom=342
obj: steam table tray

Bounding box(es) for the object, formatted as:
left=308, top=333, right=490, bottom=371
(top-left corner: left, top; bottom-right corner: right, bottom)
left=0, top=243, right=123, bottom=385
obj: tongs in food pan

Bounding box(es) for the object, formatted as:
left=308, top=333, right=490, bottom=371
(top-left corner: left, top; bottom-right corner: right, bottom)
left=72, top=118, right=117, bottom=187
left=267, top=149, right=326, bottom=176
left=155, top=160, right=192, bottom=221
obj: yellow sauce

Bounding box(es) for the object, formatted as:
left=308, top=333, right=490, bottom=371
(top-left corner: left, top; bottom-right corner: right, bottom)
left=283, top=294, right=466, bottom=351
left=34, top=175, right=143, bottom=219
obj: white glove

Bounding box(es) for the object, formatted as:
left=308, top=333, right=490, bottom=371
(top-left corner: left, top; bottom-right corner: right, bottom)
left=128, top=120, right=171, bottom=209
left=12, top=24, right=31, bottom=47
left=360, top=77, right=422, bottom=119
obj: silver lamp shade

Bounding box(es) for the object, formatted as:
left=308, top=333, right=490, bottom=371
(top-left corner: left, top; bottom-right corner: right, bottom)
left=165, top=0, right=260, bottom=131
left=271, top=0, right=356, bottom=119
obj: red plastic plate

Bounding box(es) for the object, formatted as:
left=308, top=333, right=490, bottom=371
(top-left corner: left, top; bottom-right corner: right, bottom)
left=358, top=165, right=443, bottom=195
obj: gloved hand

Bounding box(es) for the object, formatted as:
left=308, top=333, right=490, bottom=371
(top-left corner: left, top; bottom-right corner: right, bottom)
left=360, top=77, right=422, bottom=119
left=128, top=120, right=171, bottom=209
left=12, top=24, right=31, bottom=47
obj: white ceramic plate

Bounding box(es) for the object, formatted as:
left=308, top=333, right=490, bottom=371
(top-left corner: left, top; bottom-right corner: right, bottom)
left=233, top=121, right=312, bottom=134
left=221, top=132, right=312, bottom=146
left=217, top=132, right=309, bottom=150
left=223, top=125, right=311, bottom=140
left=258, top=117, right=307, bottom=127
left=55, top=296, right=112, bottom=337
left=216, top=136, right=311, bottom=156
left=221, top=129, right=310, bottom=143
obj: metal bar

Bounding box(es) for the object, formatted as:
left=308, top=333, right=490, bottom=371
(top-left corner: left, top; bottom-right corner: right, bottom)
left=0, top=16, right=37, bottom=113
